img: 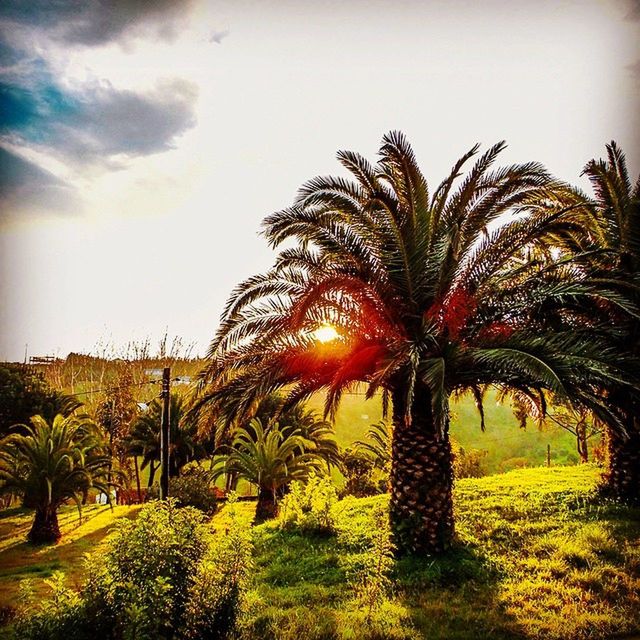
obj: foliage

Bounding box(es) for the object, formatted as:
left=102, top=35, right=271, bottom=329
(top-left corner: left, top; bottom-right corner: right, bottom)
left=451, top=439, right=487, bottom=478
left=126, top=393, right=207, bottom=483
left=95, top=366, right=137, bottom=461
left=147, top=466, right=218, bottom=514
left=195, top=132, right=635, bottom=554
left=347, top=506, right=395, bottom=623
left=0, top=414, right=113, bottom=543
left=183, top=496, right=254, bottom=640
left=341, top=448, right=387, bottom=498
left=0, top=364, right=81, bottom=437
left=279, top=473, right=339, bottom=534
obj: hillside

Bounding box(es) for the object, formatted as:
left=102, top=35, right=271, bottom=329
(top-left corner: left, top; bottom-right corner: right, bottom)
left=3, top=466, right=638, bottom=639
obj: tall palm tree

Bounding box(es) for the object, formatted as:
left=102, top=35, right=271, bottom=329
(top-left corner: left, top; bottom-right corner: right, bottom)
left=196, top=133, right=635, bottom=555
left=211, top=418, right=325, bottom=521
left=579, top=142, right=640, bottom=503
left=0, top=414, right=113, bottom=543
left=126, top=393, right=206, bottom=484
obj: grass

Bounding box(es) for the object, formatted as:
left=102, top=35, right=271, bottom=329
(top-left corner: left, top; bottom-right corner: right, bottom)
left=2, top=466, right=638, bottom=639
left=0, top=503, right=140, bottom=615
left=245, top=465, right=640, bottom=639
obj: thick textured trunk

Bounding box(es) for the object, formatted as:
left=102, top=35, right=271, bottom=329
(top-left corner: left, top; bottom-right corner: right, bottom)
left=389, top=386, right=455, bottom=556
left=254, top=487, right=278, bottom=523
left=603, top=424, right=640, bottom=505
left=28, top=504, right=61, bottom=544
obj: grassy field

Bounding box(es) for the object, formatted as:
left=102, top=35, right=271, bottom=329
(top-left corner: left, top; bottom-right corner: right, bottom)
left=246, top=465, right=639, bottom=640
left=0, top=503, right=140, bottom=616
left=3, top=465, right=638, bottom=639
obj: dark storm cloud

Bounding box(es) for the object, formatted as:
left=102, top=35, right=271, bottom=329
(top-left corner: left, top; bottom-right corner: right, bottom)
left=47, top=78, right=198, bottom=164
left=0, top=69, right=198, bottom=165
left=0, top=147, right=81, bottom=219
left=0, top=0, right=194, bottom=46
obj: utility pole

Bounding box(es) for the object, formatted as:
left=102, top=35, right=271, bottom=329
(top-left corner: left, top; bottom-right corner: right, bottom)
left=160, top=367, right=171, bottom=500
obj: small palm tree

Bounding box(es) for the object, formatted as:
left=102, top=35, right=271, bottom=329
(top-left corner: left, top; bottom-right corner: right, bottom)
left=126, top=394, right=206, bottom=484
left=0, top=414, right=113, bottom=543
left=212, top=418, right=325, bottom=521
left=354, top=422, right=392, bottom=470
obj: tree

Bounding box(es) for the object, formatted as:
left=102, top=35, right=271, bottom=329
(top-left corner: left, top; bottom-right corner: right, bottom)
left=196, top=133, right=635, bottom=555
left=578, top=142, right=640, bottom=503
left=212, top=418, right=326, bottom=521
left=0, top=414, right=113, bottom=543
left=126, top=393, right=206, bottom=484
left=0, top=364, right=81, bottom=437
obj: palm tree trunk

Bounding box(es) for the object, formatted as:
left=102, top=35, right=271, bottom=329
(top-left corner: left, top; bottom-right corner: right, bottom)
left=603, top=423, right=640, bottom=505
left=28, top=504, right=61, bottom=544
left=576, top=420, right=588, bottom=464
left=134, top=456, right=142, bottom=502
left=254, top=487, right=278, bottom=522
left=389, top=386, right=455, bottom=556
left=148, top=462, right=157, bottom=488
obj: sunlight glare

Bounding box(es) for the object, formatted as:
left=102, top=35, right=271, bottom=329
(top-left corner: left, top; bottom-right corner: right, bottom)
left=312, top=324, right=340, bottom=343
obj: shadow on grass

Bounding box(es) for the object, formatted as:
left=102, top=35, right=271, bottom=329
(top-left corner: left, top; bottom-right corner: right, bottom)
left=394, top=542, right=525, bottom=640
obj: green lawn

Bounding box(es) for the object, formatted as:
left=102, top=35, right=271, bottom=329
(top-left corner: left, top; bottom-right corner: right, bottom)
left=2, top=465, right=638, bottom=639
left=0, top=503, right=140, bottom=614
left=245, top=465, right=640, bottom=639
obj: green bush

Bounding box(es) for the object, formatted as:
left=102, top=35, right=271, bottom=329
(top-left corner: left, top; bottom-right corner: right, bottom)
left=452, top=441, right=487, bottom=479
left=183, top=496, right=253, bottom=639
left=13, top=500, right=211, bottom=640
left=340, top=448, right=387, bottom=498
left=170, top=466, right=218, bottom=515
left=279, top=473, right=339, bottom=534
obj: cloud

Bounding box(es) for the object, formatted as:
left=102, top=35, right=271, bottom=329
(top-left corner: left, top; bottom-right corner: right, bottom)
left=625, top=0, right=640, bottom=20
left=0, top=147, right=82, bottom=220
left=0, top=0, right=195, bottom=47
left=0, top=55, right=198, bottom=166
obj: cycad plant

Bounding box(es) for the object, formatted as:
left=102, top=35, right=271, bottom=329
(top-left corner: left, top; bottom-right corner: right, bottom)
left=212, top=418, right=326, bottom=521
left=197, top=132, right=635, bottom=554
left=0, top=414, right=113, bottom=543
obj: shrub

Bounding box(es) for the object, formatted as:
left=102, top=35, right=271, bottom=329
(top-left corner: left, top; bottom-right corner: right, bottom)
left=183, top=496, right=253, bottom=639
left=12, top=500, right=211, bottom=640
left=278, top=473, right=339, bottom=534
left=341, top=448, right=387, bottom=498
left=452, top=441, right=488, bottom=479
left=170, top=466, right=218, bottom=515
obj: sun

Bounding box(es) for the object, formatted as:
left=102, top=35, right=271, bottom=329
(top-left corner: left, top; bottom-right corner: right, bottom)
left=312, top=323, right=340, bottom=343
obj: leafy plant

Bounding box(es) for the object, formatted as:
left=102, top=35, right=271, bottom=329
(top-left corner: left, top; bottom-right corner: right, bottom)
left=183, top=495, right=254, bottom=640
left=212, top=418, right=327, bottom=521
left=279, top=473, right=339, bottom=534
left=0, top=414, right=113, bottom=543
left=169, top=466, right=218, bottom=514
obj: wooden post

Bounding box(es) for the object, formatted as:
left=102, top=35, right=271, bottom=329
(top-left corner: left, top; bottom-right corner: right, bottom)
left=547, top=443, right=551, bottom=467
left=160, top=367, right=171, bottom=500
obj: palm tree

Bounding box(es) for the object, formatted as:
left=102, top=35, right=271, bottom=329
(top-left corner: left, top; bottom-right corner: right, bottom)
left=354, top=422, right=392, bottom=471
left=0, top=414, right=113, bottom=543
left=579, top=142, right=640, bottom=502
left=126, top=393, right=206, bottom=484
left=196, top=132, right=635, bottom=555
left=212, top=418, right=325, bottom=521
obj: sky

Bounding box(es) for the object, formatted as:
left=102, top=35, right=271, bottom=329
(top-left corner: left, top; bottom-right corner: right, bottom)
left=0, top=0, right=639, bottom=362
